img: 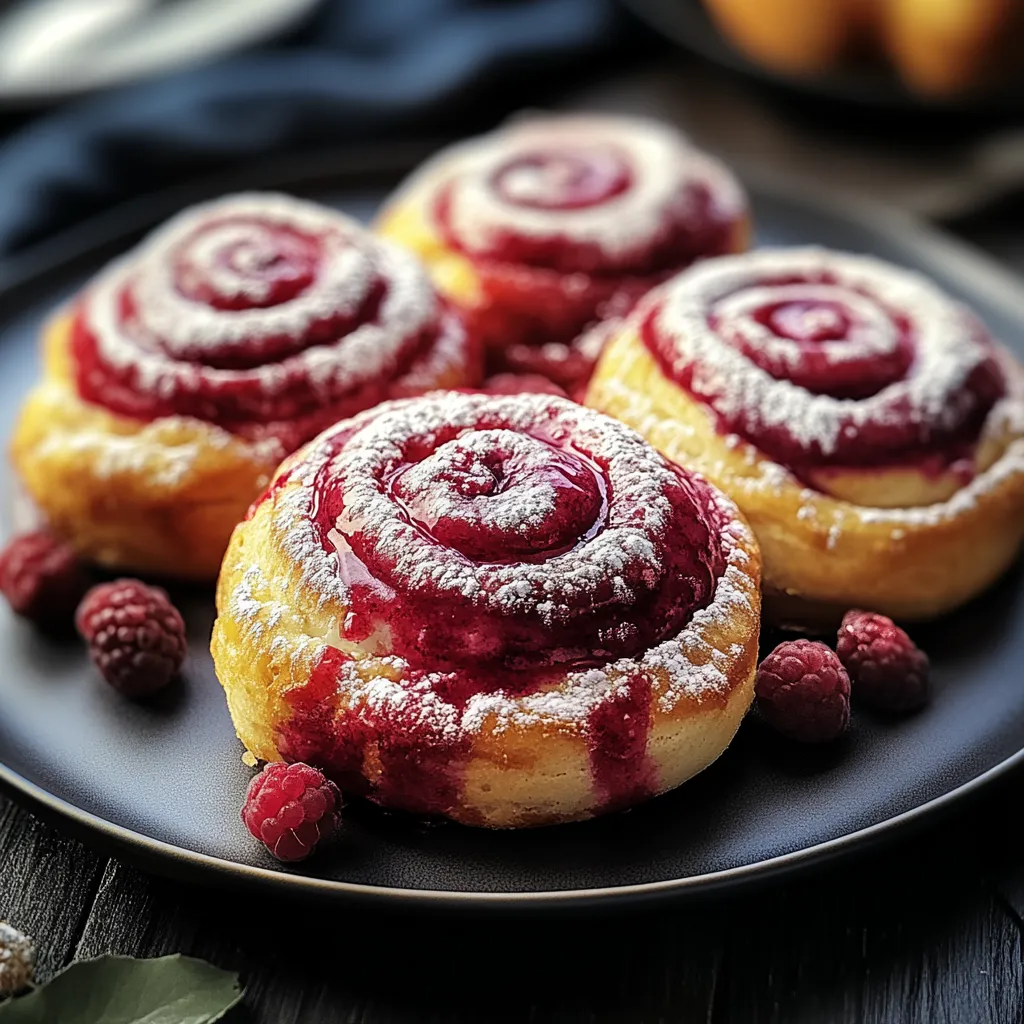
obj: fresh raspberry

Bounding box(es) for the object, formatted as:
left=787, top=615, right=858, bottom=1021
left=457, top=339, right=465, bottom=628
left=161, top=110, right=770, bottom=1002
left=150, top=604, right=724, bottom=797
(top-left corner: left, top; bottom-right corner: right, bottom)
left=75, top=580, right=187, bottom=697
left=242, top=761, right=343, bottom=862
left=481, top=373, right=569, bottom=398
left=0, top=531, right=88, bottom=629
left=755, top=639, right=851, bottom=743
left=837, top=610, right=930, bottom=711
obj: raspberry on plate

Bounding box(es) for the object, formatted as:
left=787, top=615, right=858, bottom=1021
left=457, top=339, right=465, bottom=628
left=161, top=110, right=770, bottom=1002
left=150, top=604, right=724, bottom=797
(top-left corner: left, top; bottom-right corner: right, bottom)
left=837, top=610, right=930, bottom=712
left=755, top=639, right=851, bottom=743
left=242, top=761, right=343, bottom=862
left=0, top=530, right=88, bottom=630
left=75, top=579, right=187, bottom=698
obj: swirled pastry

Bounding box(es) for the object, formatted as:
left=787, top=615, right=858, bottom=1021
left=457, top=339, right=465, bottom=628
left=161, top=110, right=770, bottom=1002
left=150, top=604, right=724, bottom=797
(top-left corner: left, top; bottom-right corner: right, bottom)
left=212, top=392, right=761, bottom=827
left=10, top=193, right=478, bottom=578
left=377, top=114, right=748, bottom=396
left=586, top=247, right=1024, bottom=623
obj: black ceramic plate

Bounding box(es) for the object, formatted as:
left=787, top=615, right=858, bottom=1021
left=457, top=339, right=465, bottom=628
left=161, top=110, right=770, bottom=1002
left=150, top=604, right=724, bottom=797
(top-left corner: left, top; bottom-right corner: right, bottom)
left=623, top=0, right=1024, bottom=112
left=2, top=148, right=1024, bottom=910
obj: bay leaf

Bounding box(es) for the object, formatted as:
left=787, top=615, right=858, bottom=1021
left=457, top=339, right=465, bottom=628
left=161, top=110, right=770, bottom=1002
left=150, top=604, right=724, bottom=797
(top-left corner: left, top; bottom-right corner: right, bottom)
left=0, top=954, right=243, bottom=1024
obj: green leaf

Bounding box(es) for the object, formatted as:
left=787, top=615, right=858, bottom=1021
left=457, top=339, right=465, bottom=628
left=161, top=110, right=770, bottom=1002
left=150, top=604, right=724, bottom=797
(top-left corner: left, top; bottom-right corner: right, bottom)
left=0, top=954, right=243, bottom=1024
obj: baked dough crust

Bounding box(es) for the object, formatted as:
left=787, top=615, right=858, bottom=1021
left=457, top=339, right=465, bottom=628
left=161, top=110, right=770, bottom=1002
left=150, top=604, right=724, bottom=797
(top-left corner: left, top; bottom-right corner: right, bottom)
left=11, top=314, right=278, bottom=579
left=10, top=311, right=472, bottom=579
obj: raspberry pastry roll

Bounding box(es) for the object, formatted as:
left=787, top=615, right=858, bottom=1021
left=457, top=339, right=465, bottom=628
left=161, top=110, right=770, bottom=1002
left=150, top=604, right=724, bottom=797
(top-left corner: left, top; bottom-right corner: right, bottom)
left=11, top=193, right=478, bottom=579
left=586, top=247, right=1024, bottom=623
left=212, top=392, right=760, bottom=827
left=377, top=114, right=748, bottom=396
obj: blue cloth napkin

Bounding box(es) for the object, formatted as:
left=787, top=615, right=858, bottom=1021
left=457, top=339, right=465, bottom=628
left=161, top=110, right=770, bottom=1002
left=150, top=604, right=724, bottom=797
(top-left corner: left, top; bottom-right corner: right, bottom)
left=0, top=0, right=643, bottom=256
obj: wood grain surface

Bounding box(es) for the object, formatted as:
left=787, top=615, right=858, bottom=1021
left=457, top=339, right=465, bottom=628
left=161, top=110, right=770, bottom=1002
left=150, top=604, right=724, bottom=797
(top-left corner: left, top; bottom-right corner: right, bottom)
left=3, top=779, right=1024, bottom=1023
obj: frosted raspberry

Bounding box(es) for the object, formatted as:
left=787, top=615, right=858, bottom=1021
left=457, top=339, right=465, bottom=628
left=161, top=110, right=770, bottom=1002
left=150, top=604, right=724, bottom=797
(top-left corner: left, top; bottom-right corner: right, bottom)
left=0, top=921, right=35, bottom=996
left=756, top=639, right=851, bottom=743
left=75, top=580, right=187, bottom=697
left=242, top=761, right=343, bottom=862
left=837, top=610, right=930, bottom=711
left=0, top=531, right=88, bottom=629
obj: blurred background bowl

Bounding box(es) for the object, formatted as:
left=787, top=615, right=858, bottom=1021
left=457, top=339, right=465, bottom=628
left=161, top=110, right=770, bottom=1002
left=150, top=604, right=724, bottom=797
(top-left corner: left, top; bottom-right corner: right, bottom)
left=623, top=0, right=1024, bottom=112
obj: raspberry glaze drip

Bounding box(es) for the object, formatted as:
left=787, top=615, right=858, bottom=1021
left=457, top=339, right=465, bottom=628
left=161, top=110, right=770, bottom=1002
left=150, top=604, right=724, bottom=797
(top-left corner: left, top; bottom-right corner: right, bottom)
left=69, top=194, right=473, bottom=454
left=642, top=248, right=1006, bottom=477
left=407, top=116, right=747, bottom=390
left=269, top=392, right=731, bottom=816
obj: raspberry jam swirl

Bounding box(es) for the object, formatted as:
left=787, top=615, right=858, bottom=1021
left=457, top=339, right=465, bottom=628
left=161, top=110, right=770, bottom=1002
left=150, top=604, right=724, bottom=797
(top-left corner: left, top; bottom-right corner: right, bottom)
left=270, top=392, right=734, bottom=815
left=419, top=115, right=746, bottom=390
left=69, top=193, right=472, bottom=454
left=642, top=248, right=1007, bottom=481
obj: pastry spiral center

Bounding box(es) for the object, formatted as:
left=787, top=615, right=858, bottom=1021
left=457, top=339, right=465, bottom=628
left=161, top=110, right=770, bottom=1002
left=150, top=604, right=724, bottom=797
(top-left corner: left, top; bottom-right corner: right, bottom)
left=173, top=219, right=321, bottom=310
left=764, top=300, right=850, bottom=342
left=391, top=429, right=605, bottom=561
left=710, top=282, right=911, bottom=399
left=301, top=394, right=726, bottom=671
left=491, top=147, right=632, bottom=210
left=643, top=249, right=1006, bottom=471
left=432, top=115, right=745, bottom=275
left=69, top=194, right=468, bottom=453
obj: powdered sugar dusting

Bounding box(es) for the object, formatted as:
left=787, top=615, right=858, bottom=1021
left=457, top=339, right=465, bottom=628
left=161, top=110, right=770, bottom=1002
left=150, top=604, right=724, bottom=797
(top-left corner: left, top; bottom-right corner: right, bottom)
left=303, top=497, right=752, bottom=740
left=650, top=247, right=994, bottom=456
left=80, top=193, right=442, bottom=407
left=364, top=485, right=753, bottom=735
left=594, top=347, right=1024, bottom=544
left=855, top=438, right=1024, bottom=527
left=326, top=393, right=676, bottom=621
left=32, top=383, right=275, bottom=485
left=713, top=282, right=899, bottom=370
left=393, top=114, right=744, bottom=265
left=234, top=392, right=758, bottom=743
left=395, top=430, right=560, bottom=541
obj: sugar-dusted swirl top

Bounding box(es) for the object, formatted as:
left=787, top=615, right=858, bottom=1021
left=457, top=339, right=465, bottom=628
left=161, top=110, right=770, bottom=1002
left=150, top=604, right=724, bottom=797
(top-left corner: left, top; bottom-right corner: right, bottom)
left=69, top=193, right=470, bottom=453
left=430, top=114, right=746, bottom=276
left=642, top=247, right=1008, bottom=474
left=393, top=115, right=746, bottom=391
left=271, top=391, right=730, bottom=673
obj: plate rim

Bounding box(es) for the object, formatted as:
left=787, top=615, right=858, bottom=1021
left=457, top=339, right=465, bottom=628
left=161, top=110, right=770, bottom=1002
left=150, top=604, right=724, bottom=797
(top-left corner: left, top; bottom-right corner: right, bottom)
left=3, top=146, right=1024, bottom=908
left=2, top=748, right=1021, bottom=909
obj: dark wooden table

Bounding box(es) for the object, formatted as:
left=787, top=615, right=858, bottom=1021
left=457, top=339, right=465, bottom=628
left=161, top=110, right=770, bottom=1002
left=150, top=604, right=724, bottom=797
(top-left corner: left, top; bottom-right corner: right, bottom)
left=4, top=70, right=1024, bottom=1024
left=3, top=776, right=1024, bottom=1021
